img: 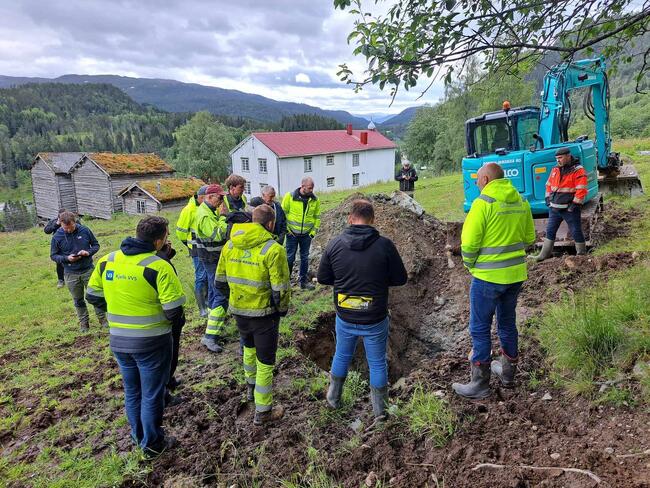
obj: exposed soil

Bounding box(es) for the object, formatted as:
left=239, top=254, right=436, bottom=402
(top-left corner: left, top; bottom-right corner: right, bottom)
left=3, top=193, right=648, bottom=488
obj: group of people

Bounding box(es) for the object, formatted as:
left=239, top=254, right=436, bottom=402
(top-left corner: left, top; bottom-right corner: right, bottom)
left=45, top=146, right=588, bottom=459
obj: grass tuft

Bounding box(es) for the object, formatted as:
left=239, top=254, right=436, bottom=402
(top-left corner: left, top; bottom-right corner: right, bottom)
left=398, top=384, right=456, bottom=446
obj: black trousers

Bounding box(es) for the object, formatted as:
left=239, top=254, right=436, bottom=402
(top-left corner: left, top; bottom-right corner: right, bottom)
left=168, top=321, right=183, bottom=385
left=235, top=315, right=280, bottom=366
left=56, top=262, right=64, bottom=281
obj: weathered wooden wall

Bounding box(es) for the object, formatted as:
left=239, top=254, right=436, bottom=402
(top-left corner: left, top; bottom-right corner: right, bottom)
left=73, top=161, right=113, bottom=219
left=56, top=174, right=77, bottom=213
left=31, top=159, right=60, bottom=219
left=122, top=189, right=160, bottom=215
left=111, top=173, right=173, bottom=212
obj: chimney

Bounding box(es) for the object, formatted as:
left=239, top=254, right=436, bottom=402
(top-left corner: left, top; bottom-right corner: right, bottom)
left=346, top=123, right=353, bottom=135
left=156, top=180, right=161, bottom=192
left=360, top=131, right=368, bottom=144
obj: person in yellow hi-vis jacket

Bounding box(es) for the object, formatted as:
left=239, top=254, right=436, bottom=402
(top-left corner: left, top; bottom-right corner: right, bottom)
left=215, top=204, right=291, bottom=425
left=452, top=163, right=535, bottom=400
left=85, top=216, right=186, bottom=459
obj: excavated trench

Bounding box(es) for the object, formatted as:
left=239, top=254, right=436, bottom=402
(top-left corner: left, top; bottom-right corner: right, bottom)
left=295, top=193, right=472, bottom=382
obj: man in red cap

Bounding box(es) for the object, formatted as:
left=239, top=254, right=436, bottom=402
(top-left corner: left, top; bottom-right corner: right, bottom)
left=195, top=184, right=229, bottom=352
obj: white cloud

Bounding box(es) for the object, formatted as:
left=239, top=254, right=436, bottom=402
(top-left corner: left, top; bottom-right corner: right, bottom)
left=295, top=73, right=311, bottom=84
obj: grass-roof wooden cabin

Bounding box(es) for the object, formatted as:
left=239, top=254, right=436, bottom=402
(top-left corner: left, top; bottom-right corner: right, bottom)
left=31, top=152, right=84, bottom=219
left=119, top=178, right=205, bottom=215
left=70, top=153, right=175, bottom=219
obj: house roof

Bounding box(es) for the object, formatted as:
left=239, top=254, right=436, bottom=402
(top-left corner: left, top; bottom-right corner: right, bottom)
left=85, top=152, right=174, bottom=175
left=119, top=178, right=205, bottom=203
left=35, top=152, right=84, bottom=174
left=251, top=130, right=397, bottom=158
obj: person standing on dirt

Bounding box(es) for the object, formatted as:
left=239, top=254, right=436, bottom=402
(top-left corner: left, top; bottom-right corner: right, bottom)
left=215, top=204, right=291, bottom=425
left=452, top=163, right=535, bottom=399
left=85, top=216, right=186, bottom=459
left=395, top=160, right=418, bottom=198
left=50, top=211, right=107, bottom=332
left=176, top=185, right=209, bottom=318
left=195, top=184, right=229, bottom=353
left=44, top=208, right=68, bottom=289
left=282, top=177, right=321, bottom=290
left=533, top=147, right=589, bottom=261
left=317, top=199, right=407, bottom=419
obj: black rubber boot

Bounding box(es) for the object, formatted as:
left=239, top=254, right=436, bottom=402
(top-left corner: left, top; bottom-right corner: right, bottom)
left=300, top=280, right=315, bottom=290
left=326, top=374, right=345, bottom=409
left=246, top=384, right=255, bottom=402
left=253, top=406, right=285, bottom=426
left=491, top=354, right=518, bottom=388
left=195, top=288, right=208, bottom=317
left=452, top=362, right=491, bottom=399
left=370, top=386, right=389, bottom=419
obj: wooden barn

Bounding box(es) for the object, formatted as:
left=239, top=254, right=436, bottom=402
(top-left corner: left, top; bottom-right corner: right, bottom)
left=119, top=178, right=205, bottom=215
left=31, top=152, right=84, bottom=219
left=70, top=153, right=175, bottom=219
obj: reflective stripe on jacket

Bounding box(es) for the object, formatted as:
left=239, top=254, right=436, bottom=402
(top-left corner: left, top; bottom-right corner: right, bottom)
left=87, top=250, right=186, bottom=338
left=216, top=223, right=291, bottom=317
left=225, top=194, right=247, bottom=213
left=175, top=196, right=199, bottom=251
left=545, top=163, right=588, bottom=208
left=461, top=178, right=536, bottom=284
left=195, top=201, right=228, bottom=262
left=281, top=188, right=320, bottom=236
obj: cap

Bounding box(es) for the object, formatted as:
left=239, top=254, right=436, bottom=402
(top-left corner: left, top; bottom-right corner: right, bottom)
left=555, top=147, right=571, bottom=156
left=249, top=196, right=264, bottom=207
left=197, top=185, right=209, bottom=196
left=205, top=184, right=227, bottom=196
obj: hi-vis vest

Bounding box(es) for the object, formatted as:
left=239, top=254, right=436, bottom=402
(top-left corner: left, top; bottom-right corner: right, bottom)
left=87, top=251, right=185, bottom=337
left=216, top=223, right=291, bottom=317
left=281, top=190, right=320, bottom=236
left=195, top=202, right=228, bottom=262
left=461, top=178, right=536, bottom=284
left=224, top=194, right=247, bottom=213
left=175, top=196, right=199, bottom=250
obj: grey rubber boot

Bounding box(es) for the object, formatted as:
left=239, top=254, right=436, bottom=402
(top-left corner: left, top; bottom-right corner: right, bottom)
left=370, top=386, right=389, bottom=419
left=326, top=374, right=345, bottom=409
left=194, top=288, right=208, bottom=318
left=200, top=335, right=224, bottom=353
left=491, top=355, right=518, bottom=388
left=452, top=362, right=491, bottom=399
left=575, top=242, right=587, bottom=255
left=246, top=383, right=255, bottom=402
left=531, top=238, right=555, bottom=262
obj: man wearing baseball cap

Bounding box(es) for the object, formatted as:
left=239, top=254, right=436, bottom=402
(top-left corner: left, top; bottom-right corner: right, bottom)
left=195, top=184, right=229, bottom=352
left=532, top=147, right=588, bottom=261
left=176, top=184, right=209, bottom=318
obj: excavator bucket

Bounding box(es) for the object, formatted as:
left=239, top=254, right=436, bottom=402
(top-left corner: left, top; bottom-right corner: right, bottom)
left=598, top=164, right=644, bottom=197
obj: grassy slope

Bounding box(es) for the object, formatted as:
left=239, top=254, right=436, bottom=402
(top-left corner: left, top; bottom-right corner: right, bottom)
left=0, top=142, right=648, bottom=485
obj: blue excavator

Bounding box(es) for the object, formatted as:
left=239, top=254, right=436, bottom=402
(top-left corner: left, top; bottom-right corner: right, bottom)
left=457, top=56, right=643, bottom=248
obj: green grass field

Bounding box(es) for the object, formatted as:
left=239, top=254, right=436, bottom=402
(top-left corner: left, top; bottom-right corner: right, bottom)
left=1, top=141, right=649, bottom=485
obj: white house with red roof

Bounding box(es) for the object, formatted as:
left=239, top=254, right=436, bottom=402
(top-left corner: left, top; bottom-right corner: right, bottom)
left=229, top=124, right=397, bottom=198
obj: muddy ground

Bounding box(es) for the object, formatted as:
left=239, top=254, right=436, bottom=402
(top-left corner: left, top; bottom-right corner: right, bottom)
left=2, top=194, right=648, bottom=487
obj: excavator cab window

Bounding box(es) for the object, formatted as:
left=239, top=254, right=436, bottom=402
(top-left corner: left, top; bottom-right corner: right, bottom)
left=516, top=113, right=539, bottom=150
left=471, top=120, right=512, bottom=155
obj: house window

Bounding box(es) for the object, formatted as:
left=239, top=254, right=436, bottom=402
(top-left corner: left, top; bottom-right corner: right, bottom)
left=326, top=154, right=334, bottom=166
left=304, top=157, right=312, bottom=172
left=258, top=158, right=267, bottom=174
left=352, top=173, right=360, bottom=186
left=244, top=182, right=251, bottom=194
left=260, top=183, right=267, bottom=192
left=136, top=199, right=147, bottom=214
left=241, top=157, right=250, bottom=172
left=327, top=177, right=335, bottom=187
left=352, top=153, right=360, bottom=167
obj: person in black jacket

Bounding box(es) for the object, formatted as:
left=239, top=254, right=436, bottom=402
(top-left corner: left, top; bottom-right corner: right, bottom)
left=317, top=199, right=407, bottom=419
left=395, top=160, right=418, bottom=198
left=44, top=208, right=67, bottom=288
left=260, top=185, right=287, bottom=244
left=50, top=211, right=106, bottom=332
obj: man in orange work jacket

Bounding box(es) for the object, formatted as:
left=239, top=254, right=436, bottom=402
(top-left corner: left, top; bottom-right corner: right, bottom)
left=533, top=147, right=588, bottom=261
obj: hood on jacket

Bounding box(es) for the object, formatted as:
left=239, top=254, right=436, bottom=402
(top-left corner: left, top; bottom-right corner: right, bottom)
left=481, top=178, right=521, bottom=204
left=230, top=223, right=274, bottom=250
left=120, top=237, right=156, bottom=256
left=340, top=225, right=380, bottom=251
left=292, top=188, right=316, bottom=201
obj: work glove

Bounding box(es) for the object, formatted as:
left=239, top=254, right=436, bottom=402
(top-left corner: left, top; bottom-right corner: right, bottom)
left=568, top=203, right=581, bottom=213
left=545, top=197, right=550, bottom=207
left=309, top=231, right=316, bottom=239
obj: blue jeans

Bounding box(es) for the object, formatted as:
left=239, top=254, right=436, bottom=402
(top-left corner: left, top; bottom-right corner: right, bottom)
left=330, top=315, right=390, bottom=388
left=546, top=207, right=585, bottom=243
left=469, top=278, right=523, bottom=364
left=202, top=260, right=228, bottom=310
left=113, top=336, right=172, bottom=450
left=192, top=256, right=208, bottom=294
left=285, top=233, right=311, bottom=283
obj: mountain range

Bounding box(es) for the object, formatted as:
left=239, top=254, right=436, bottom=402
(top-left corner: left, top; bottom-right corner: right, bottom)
left=0, top=74, right=418, bottom=129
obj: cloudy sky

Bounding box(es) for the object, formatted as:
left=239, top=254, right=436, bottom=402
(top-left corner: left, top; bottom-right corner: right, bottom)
left=0, top=0, right=445, bottom=116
